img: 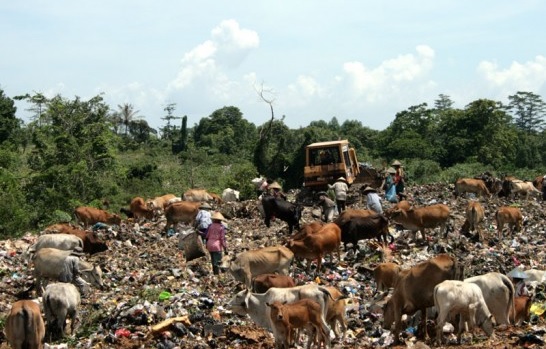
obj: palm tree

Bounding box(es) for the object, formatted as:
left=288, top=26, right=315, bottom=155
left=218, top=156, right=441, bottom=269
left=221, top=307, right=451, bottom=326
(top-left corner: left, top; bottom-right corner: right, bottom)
left=117, top=103, right=140, bottom=136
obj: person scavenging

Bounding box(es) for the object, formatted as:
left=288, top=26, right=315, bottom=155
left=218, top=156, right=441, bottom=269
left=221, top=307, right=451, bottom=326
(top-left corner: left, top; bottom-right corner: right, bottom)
left=194, top=202, right=213, bottom=240
left=329, top=177, right=349, bottom=214
left=392, top=160, right=406, bottom=201
left=362, top=186, right=383, bottom=214
left=268, top=181, right=287, bottom=200
left=205, top=212, right=228, bottom=275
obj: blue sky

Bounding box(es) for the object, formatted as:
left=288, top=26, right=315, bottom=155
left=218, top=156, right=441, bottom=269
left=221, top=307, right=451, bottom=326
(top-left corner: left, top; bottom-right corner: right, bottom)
left=1, top=1, right=545, bottom=131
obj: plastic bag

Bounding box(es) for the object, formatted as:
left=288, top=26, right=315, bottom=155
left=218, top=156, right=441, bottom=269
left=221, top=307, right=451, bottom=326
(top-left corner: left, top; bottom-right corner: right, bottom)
left=386, top=184, right=398, bottom=203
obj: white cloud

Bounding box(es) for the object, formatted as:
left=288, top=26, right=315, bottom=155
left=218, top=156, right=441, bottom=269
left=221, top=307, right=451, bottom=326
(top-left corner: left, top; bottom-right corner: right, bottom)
left=478, top=55, right=546, bottom=91
left=340, top=45, right=435, bottom=103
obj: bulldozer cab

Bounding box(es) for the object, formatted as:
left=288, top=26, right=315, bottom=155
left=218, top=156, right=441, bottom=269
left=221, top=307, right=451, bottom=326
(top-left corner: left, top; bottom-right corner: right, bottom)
left=304, top=140, right=360, bottom=189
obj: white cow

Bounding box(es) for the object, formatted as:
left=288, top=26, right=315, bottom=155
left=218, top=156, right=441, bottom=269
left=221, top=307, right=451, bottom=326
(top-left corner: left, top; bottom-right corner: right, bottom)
left=222, top=188, right=240, bottom=202
left=33, top=248, right=104, bottom=295
left=27, top=234, right=84, bottom=259
left=229, top=284, right=333, bottom=348
left=43, top=282, right=81, bottom=338
left=434, top=280, right=495, bottom=344
left=524, top=269, right=546, bottom=283
left=464, top=272, right=515, bottom=325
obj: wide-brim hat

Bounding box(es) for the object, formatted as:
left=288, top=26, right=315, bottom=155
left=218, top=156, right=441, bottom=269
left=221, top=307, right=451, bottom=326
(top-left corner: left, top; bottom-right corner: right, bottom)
left=211, top=212, right=226, bottom=221
left=387, top=167, right=396, bottom=174
left=199, top=203, right=212, bottom=210
left=316, top=191, right=328, bottom=197
left=336, top=177, right=347, bottom=182
left=392, top=160, right=402, bottom=166
left=268, top=182, right=282, bottom=189
left=362, top=186, right=377, bottom=193
left=508, top=267, right=528, bottom=279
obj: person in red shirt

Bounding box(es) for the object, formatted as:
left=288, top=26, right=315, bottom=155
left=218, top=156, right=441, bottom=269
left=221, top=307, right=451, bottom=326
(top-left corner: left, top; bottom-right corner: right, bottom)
left=205, top=212, right=228, bottom=275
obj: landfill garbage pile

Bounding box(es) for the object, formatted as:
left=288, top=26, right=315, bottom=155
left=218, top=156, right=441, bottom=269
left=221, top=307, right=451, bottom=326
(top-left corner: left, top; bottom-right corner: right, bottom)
left=1, top=183, right=546, bottom=348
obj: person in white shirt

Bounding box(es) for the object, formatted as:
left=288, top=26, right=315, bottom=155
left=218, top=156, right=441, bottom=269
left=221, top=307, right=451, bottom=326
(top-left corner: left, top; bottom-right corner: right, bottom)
left=329, top=177, right=349, bottom=214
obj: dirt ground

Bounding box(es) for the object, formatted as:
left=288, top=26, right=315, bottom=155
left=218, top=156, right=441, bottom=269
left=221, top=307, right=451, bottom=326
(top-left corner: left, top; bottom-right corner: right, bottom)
left=1, top=183, right=546, bottom=348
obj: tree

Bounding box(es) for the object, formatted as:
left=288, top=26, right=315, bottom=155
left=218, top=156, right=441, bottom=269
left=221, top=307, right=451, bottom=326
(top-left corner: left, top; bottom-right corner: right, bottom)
left=434, top=94, right=454, bottom=111
left=0, top=88, right=20, bottom=144
left=118, top=103, right=140, bottom=136
left=506, top=91, right=546, bottom=134
left=160, top=103, right=180, bottom=140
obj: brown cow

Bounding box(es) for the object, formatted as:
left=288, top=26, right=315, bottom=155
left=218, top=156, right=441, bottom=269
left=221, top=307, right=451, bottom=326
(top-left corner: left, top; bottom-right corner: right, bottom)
left=333, top=208, right=375, bottom=227
left=163, top=201, right=201, bottom=233
left=532, top=175, right=544, bottom=191
left=461, top=200, right=485, bottom=241
left=454, top=178, right=490, bottom=197
left=384, top=200, right=411, bottom=218
left=495, top=206, right=523, bottom=239
left=129, top=196, right=154, bottom=221
left=5, top=300, right=45, bottom=349
left=60, top=228, right=108, bottom=255
left=289, top=221, right=324, bottom=241
left=509, top=296, right=532, bottom=325
left=42, top=223, right=79, bottom=235
left=324, top=286, right=347, bottom=340
left=373, top=262, right=402, bottom=294
left=252, top=273, right=296, bottom=293
left=74, top=206, right=121, bottom=228
left=267, top=299, right=330, bottom=349
left=287, top=223, right=341, bottom=274
left=183, top=189, right=223, bottom=204
left=389, top=204, right=451, bottom=240
left=382, top=254, right=463, bottom=344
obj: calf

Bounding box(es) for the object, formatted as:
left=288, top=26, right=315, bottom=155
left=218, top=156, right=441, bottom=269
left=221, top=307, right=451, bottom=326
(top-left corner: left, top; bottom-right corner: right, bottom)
left=262, top=196, right=302, bottom=234
left=495, top=206, right=523, bottom=239
left=287, top=223, right=341, bottom=274
left=74, top=206, right=121, bottom=228
left=229, top=284, right=334, bottom=333
left=253, top=273, right=296, bottom=293
left=146, top=193, right=177, bottom=213
left=129, top=196, right=154, bottom=221
left=434, top=280, right=495, bottom=344
left=229, top=246, right=294, bottom=289
left=383, top=254, right=463, bottom=343
left=461, top=200, right=485, bottom=241
left=163, top=201, right=200, bottom=233
left=336, top=214, right=393, bottom=252
left=389, top=203, right=450, bottom=240
left=509, top=296, right=532, bottom=325
left=43, top=282, right=81, bottom=339
left=373, top=262, right=402, bottom=294
left=324, top=286, right=347, bottom=340
left=267, top=299, right=330, bottom=349
left=383, top=200, right=411, bottom=219
left=454, top=178, right=490, bottom=197
left=5, top=300, right=45, bottom=349
left=183, top=189, right=222, bottom=204
left=33, top=248, right=104, bottom=295
left=464, top=272, right=514, bottom=325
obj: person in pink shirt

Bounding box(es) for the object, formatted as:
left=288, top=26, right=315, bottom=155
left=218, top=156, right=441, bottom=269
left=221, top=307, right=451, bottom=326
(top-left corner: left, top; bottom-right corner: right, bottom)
left=205, top=212, right=228, bottom=275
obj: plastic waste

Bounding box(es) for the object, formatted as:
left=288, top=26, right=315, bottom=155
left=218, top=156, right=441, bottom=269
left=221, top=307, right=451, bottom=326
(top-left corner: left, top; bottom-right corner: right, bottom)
left=159, top=291, right=172, bottom=301
left=115, top=328, right=131, bottom=338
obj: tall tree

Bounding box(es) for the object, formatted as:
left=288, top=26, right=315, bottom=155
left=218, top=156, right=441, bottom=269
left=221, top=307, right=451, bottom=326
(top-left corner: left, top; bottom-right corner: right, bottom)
left=506, top=91, right=546, bottom=133
left=118, top=103, right=140, bottom=136
left=434, top=94, right=454, bottom=111
left=160, top=103, right=180, bottom=140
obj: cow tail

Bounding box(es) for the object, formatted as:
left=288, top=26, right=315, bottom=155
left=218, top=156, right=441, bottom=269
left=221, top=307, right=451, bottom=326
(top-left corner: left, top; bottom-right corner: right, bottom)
left=500, top=274, right=516, bottom=324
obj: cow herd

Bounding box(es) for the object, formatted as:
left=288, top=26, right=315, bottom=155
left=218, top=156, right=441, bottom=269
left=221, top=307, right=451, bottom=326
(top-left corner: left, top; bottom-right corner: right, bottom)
left=2, top=174, right=545, bottom=348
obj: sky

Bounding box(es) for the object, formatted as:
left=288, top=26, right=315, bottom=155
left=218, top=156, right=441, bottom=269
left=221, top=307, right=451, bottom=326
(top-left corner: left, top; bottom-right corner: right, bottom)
left=1, top=1, right=546, bottom=131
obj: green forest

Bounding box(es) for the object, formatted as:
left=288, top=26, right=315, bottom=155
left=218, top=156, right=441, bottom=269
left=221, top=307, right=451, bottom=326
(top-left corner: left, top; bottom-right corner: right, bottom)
left=1, top=89, right=545, bottom=237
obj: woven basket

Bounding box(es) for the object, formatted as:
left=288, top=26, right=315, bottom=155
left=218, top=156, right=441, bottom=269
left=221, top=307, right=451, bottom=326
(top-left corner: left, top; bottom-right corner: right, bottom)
left=180, top=231, right=207, bottom=262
